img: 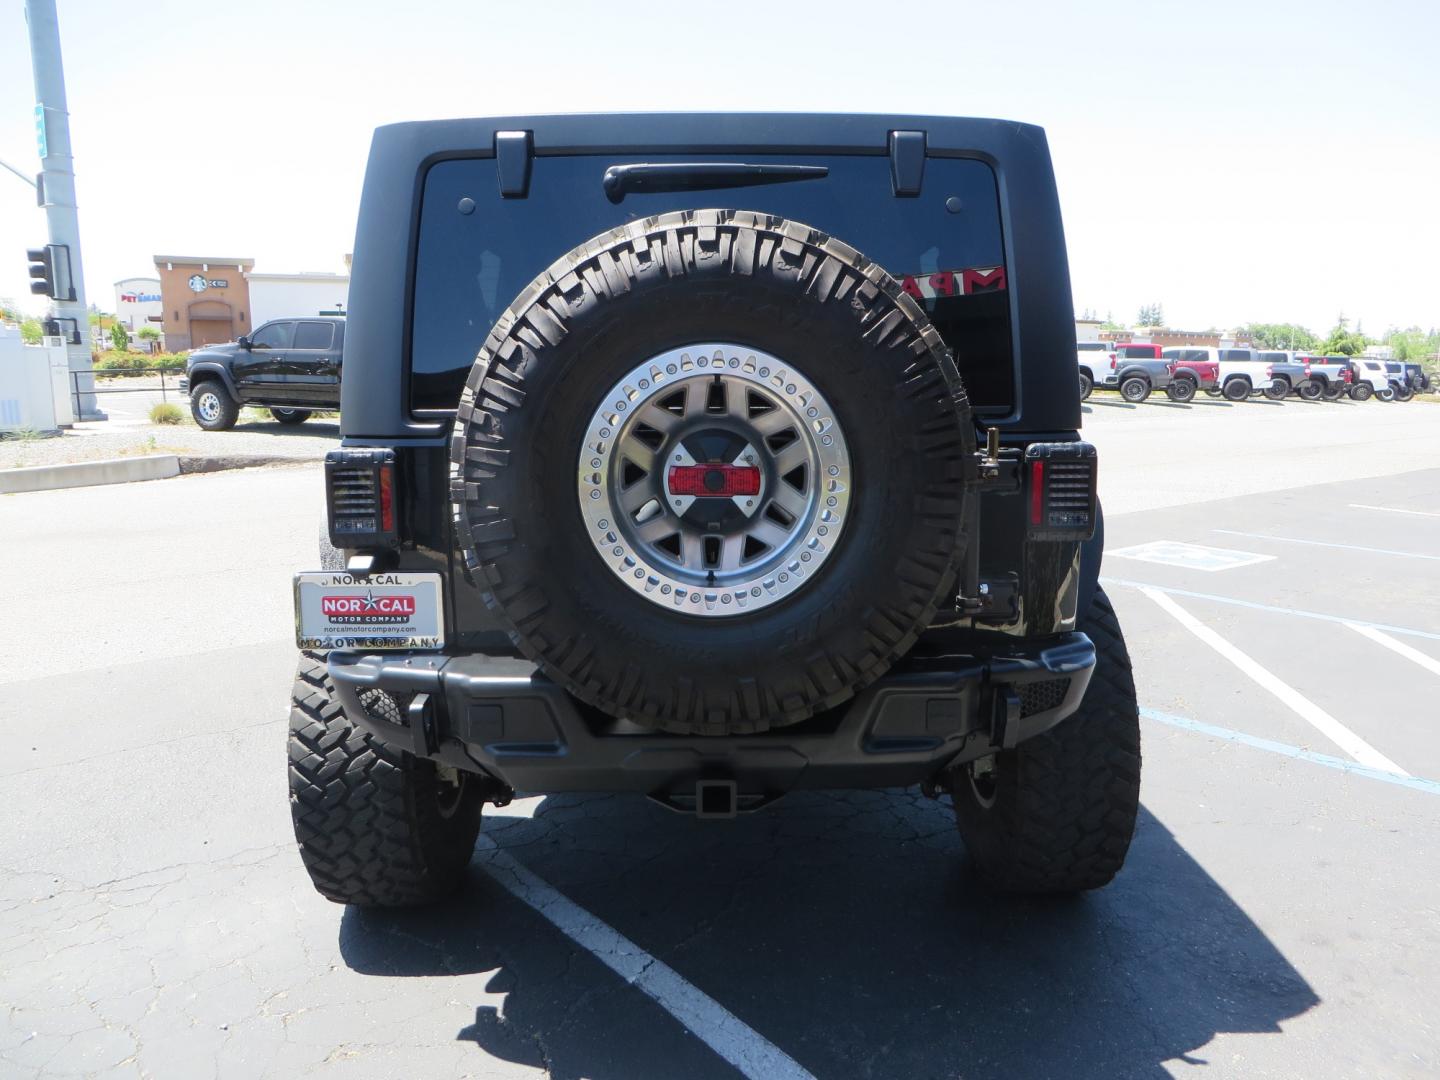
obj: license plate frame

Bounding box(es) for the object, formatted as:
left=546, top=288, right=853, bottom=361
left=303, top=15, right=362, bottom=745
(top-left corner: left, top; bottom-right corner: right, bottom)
left=293, top=571, right=445, bottom=651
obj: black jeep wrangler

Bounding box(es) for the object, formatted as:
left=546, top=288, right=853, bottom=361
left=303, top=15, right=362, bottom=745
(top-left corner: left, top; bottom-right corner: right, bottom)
left=288, top=114, right=1141, bottom=907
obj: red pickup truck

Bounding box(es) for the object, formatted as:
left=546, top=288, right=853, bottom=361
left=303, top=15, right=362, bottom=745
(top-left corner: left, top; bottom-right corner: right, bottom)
left=1156, top=347, right=1219, bottom=402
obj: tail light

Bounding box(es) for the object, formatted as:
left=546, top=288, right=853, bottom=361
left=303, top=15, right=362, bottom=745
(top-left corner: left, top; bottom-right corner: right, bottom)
left=1166, top=363, right=1176, bottom=374
left=1024, top=442, right=1098, bottom=540
left=325, top=448, right=399, bottom=549
left=1266, top=365, right=1274, bottom=378
left=1109, top=357, right=1116, bottom=370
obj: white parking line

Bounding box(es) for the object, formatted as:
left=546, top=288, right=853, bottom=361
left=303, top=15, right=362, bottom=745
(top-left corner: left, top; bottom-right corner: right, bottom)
left=1349, top=503, right=1440, bottom=519
left=1100, top=577, right=1440, bottom=642
left=1139, top=586, right=1410, bottom=776
left=1346, top=622, right=1440, bottom=678
left=475, top=838, right=816, bottom=1080
left=1212, top=529, right=1440, bottom=562
left=1141, top=708, right=1440, bottom=798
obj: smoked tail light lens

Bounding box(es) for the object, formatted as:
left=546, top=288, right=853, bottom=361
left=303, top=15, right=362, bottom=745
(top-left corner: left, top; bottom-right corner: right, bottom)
left=325, top=448, right=400, bottom=550
left=1024, top=442, right=1098, bottom=540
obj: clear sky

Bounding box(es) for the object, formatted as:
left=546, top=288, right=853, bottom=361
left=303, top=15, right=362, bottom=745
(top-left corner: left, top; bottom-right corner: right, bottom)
left=1, top=0, right=1436, bottom=336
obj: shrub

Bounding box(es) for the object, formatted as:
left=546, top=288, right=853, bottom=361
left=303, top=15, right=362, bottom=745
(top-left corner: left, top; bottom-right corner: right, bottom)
left=137, top=326, right=160, bottom=341
left=149, top=402, right=183, bottom=425
left=109, top=322, right=129, bottom=352
left=92, top=350, right=188, bottom=374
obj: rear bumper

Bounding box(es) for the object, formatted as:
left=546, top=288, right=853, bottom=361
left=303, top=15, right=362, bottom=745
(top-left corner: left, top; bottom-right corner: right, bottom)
left=325, top=635, right=1096, bottom=804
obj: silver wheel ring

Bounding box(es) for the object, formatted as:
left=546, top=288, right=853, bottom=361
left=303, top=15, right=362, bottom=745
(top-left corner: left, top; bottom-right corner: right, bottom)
left=577, top=344, right=852, bottom=617
left=197, top=392, right=220, bottom=422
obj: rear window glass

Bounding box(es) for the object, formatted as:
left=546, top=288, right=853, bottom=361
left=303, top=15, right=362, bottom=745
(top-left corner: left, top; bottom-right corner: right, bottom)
left=1078, top=342, right=1108, bottom=351
left=1117, top=345, right=1155, bottom=358
left=411, top=154, right=1012, bottom=412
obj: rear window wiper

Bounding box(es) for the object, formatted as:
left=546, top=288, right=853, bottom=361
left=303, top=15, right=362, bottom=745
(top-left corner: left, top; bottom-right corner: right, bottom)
left=603, top=162, right=828, bottom=203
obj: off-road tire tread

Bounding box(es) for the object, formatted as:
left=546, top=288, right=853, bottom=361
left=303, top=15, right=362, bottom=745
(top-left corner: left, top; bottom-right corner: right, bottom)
left=450, top=209, right=973, bottom=735
left=952, top=588, right=1141, bottom=894
left=287, top=652, right=482, bottom=907
left=190, top=381, right=239, bottom=431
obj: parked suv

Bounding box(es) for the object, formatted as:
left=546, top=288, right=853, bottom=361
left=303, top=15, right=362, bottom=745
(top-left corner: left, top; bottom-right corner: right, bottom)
left=180, top=315, right=345, bottom=430
left=1350, top=358, right=1395, bottom=401
left=287, top=114, right=1141, bottom=909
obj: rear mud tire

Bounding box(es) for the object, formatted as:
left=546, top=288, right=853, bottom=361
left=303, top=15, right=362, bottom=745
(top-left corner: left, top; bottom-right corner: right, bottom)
left=1351, top=383, right=1373, bottom=401
left=1079, top=371, right=1093, bottom=400
left=288, top=652, right=485, bottom=907
left=451, top=209, right=974, bottom=735
left=1298, top=381, right=1324, bottom=401
left=1263, top=380, right=1289, bottom=401
left=951, top=587, right=1142, bottom=894
left=271, top=407, right=313, bottom=424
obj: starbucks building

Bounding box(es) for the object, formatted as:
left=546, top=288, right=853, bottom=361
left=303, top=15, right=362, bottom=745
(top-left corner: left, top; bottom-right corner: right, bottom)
left=153, top=255, right=255, bottom=351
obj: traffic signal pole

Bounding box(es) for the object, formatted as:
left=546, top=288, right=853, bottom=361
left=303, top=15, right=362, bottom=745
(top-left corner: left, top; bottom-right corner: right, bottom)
left=25, top=0, right=102, bottom=420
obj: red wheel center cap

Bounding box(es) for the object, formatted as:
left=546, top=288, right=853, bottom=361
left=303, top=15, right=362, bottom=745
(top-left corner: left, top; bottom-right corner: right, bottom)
left=667, top=464, right=761, bottom=497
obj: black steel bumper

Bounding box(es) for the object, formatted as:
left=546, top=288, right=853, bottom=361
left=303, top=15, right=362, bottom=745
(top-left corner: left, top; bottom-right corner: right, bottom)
left=327, top=634, right=1095, bottom=807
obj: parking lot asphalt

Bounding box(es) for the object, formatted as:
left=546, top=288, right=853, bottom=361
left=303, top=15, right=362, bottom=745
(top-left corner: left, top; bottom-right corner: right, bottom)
left=2, top=402, right=1438, bottom=1079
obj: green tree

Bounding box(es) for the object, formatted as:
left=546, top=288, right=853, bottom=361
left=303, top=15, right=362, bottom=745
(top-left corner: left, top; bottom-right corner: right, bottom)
left=20, top=319, right=43, bottom=344
left=137, top=325, right=160, bottom=341
left=1137, top=303, right=1165, bottom=327
left=109, top=322, right=130, bottom=352
left=1234, top=322, right=1319, bottom=351
left=1321, top=316, right=1367, bottom=357
left=1385, top=326, right=1439, bottom=361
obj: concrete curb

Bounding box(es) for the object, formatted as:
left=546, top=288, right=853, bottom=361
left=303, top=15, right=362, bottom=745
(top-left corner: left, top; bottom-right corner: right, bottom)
left=178, top=454, right=296, bottom=474
left=0, top=454, right=180, bottom=494
left=0, top=452, right=309, bottom=494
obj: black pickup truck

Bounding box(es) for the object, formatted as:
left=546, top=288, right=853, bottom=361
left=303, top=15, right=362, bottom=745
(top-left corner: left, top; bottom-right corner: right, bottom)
left=180, top=315, right=345, bottom=430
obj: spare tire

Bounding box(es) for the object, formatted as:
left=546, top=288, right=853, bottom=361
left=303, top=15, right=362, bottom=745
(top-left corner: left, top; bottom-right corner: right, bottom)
left=451, top=209, right=975, bottom=735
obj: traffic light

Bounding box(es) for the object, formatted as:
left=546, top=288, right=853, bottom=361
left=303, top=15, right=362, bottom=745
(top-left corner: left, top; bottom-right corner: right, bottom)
left=26, top=247, right=52, bottom=296
left=25, top=243, right=73, bottom=301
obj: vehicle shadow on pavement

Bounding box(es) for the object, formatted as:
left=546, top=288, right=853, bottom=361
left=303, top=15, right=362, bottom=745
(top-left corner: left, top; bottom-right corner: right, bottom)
left=339, top=792, right=1317, bottom=1080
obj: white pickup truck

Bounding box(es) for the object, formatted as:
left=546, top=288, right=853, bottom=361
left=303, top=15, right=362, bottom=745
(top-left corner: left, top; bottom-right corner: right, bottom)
left=1174, top=347, right=1277, bottom=401
left=1076, top=342, right=1116, bottom=399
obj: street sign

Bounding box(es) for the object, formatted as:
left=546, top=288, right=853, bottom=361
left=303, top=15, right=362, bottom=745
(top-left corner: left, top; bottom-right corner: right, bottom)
left=35, top=104, right=47, bottom=160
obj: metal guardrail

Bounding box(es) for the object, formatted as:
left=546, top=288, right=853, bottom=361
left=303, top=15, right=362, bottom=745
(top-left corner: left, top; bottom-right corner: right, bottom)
left=72, top=366, right=183, bottom=417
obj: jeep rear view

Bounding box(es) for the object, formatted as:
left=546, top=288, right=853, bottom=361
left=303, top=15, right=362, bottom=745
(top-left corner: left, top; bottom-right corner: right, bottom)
left=287, top=114, right=1141, bottom=907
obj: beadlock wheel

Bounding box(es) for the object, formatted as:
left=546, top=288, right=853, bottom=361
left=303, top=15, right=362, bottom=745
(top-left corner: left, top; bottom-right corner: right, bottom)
left=579, top=345, right=850, bottom=616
